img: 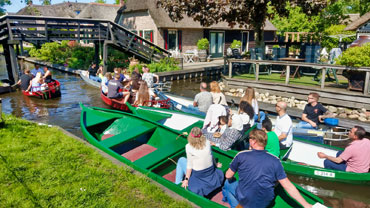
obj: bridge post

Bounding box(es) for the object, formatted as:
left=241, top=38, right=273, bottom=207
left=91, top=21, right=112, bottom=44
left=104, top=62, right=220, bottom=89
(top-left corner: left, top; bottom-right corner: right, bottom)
left=102, top=41, right=108, bottom=74
left=3, top=43, right=19, bottom=84
left=94, top=41, right=100, bottom=67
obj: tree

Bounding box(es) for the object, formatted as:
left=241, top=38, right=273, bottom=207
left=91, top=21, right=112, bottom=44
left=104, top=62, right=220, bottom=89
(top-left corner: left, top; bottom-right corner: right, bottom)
left=40, top=0, right=51, bottom=5
left=156, top=0, right=328, bottom=47
left=95, top=0, right=106, bottom=3
left=0, top=0, right=11, bottom=15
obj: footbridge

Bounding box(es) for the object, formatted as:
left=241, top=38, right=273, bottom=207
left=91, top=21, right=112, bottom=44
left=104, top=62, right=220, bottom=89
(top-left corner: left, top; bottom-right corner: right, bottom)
left=0, top=15, right=169, bottom=83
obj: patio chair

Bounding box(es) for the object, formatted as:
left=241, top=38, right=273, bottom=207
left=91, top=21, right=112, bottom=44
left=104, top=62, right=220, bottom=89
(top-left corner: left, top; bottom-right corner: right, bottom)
left=271, top=47, right=286, bottom=73
left=231, top=49, right=248, bottom=74
left=249, top=48, right=271, bottom=75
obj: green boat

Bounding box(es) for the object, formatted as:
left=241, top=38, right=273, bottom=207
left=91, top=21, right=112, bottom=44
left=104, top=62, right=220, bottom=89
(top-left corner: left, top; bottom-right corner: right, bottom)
left=80, top=104, right=324, bottom=207
left=128, top=104, right=370, bottom=185
left=280, top=138, right=370, bottom=184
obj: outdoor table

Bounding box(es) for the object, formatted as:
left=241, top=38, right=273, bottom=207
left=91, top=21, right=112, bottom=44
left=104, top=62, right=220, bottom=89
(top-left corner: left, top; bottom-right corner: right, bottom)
left=183, top=53, right=195, bottom=63
left=279, top=57, right=305, bottom=78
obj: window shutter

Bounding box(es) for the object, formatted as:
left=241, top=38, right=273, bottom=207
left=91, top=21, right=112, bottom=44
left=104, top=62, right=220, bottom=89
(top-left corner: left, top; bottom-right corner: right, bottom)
left=150, top=30, right=153, bottom=43
left=139, top=30, right=143, bottom=44
left=164, top=29, right=168, bottom=49
left=178, top=30, right=182, bottom=51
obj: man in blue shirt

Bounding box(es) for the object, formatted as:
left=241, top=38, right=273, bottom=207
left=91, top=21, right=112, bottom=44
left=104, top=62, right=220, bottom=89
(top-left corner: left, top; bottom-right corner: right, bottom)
left=31, top=64, right=44, bottom=77
left=222, top=129, right=313, bottom=208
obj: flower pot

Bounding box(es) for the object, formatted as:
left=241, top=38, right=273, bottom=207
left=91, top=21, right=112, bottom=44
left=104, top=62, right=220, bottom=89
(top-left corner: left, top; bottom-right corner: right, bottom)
left=198, top=50, right=207, bottom=62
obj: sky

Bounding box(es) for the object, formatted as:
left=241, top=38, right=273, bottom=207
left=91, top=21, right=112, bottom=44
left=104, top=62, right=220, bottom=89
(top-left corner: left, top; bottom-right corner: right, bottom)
left=4, top=0, right=117, bottom=13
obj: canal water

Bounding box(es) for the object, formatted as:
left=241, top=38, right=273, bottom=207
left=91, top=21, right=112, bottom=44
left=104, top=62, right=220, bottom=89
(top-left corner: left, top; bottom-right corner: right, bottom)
left=0, top=64, right=369, bottom=208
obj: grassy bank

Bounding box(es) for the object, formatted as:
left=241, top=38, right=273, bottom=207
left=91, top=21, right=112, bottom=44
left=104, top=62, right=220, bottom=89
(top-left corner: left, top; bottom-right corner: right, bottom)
left=0, top=114, right=191, bottom=208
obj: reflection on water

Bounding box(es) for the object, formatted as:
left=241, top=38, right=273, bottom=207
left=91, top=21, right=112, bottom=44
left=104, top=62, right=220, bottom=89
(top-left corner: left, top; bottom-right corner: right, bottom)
left=0, top=65, right=369, bottom=207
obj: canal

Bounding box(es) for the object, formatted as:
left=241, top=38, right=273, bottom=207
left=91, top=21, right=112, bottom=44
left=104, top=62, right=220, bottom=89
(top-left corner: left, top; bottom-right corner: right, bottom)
left=0, top=65, right=369, bottom=208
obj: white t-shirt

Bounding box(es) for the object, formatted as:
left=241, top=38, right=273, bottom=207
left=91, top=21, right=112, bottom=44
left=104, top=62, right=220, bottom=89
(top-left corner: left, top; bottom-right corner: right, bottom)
left=211, top=92, right=228, bottom=105
left=251, top=99, right=259, bottom=116
left=274, top=114, right=293, bottom=147
left=186, top=140, right=213, bottom=171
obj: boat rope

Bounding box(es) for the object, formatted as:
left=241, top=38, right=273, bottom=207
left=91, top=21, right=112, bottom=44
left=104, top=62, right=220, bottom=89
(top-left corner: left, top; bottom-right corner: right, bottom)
left=167, top=157, right=177, bottom=165
left=175, top=132, right=188, bottom=140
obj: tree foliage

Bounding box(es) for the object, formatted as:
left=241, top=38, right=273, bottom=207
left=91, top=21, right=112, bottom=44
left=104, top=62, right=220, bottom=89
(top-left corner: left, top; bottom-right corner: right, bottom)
left=39, top=0, right=51, bottom=5
left=95, top=0, right=106, bottom=3
left=337, top=43, right=370, bottom=67
left=156, top=0, right=328, bottom=47
left=0, top=0, right=11, bottom=15
left=321, top=25, right=356, bottom=51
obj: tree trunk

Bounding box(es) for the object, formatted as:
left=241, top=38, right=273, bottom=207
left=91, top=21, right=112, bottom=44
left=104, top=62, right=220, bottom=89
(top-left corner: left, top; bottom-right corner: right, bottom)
left=255, top=23, right=265, bottom=51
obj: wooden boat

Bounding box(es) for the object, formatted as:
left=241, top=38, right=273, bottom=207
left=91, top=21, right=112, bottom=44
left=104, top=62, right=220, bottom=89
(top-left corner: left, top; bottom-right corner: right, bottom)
left=280, top=137, right=370, bottom=184
left=22, top=80, right=61, bottom=100
left=79, top=70, right=101, bottom=88
left=80, top=104, right=325, bottom=208
left=101, top=91, right=170, bottom=112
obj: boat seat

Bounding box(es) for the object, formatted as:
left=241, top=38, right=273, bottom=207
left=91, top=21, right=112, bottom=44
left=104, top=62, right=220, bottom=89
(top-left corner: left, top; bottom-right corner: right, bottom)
left=100, top=125, right=156, bottom=148
left=134, top=139, right=187, bottom=169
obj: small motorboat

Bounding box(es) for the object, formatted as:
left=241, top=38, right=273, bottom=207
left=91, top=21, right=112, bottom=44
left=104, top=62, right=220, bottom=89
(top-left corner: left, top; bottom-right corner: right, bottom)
left=80, top=103, right=326, bottom=208
left=22, top=80, right=61, bottom=100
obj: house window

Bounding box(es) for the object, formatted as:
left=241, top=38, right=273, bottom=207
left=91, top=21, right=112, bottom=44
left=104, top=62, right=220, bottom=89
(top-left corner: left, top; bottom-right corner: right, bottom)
left=75, top=10, right=81, bottom=15
left=144, top=30, right=154, bottom=43
left=168, top=30, right=177, bottom=50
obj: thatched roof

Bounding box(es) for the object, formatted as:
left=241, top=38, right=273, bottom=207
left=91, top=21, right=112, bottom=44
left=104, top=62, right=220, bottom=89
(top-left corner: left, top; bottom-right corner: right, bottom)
left=122, top=0, right=277, bottom=31
left=345, top=12, right=370, bottom=31
left=16, top=2, right=119, bottom=20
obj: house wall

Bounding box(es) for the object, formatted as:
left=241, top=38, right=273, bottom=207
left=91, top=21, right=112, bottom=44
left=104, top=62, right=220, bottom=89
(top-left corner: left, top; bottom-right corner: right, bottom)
left=117, top=11, right=160, bottom=45
left=181, top=29, right=203, bottom=52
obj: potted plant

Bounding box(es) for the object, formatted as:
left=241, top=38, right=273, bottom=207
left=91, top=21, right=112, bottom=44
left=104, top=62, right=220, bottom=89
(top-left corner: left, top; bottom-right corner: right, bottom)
left=197, top=38, right=209, bottom=62
left=230, top=40, right=242, bottom=50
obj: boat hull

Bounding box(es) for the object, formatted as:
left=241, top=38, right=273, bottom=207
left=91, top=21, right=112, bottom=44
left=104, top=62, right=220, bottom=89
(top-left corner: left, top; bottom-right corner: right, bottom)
left=22, top=80, right=61, bottom=100
left=79, top=70, right=101, bottom=88
left=80, top=104, right=324, bottom=207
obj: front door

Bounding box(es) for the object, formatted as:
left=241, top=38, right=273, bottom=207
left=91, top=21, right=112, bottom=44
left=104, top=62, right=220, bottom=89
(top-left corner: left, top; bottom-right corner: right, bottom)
left=210, top=32, right=224, bottom=58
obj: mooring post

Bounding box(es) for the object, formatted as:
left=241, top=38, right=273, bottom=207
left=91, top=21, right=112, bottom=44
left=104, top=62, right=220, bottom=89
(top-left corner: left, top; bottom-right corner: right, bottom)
left=255, top=63, right=259, bottom=81
left=364, top=71, right=369, bottom=95
left=285, top=65, right=290, bottom=85
left=94, top=40, right=100, bottom=67
left=228, top=60, right=232, bottom=78
left=321, top=68, right=326, bottom=89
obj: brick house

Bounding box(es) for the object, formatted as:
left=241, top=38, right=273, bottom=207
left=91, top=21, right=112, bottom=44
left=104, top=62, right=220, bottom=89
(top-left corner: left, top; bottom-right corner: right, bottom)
left=116, top=0, right=277, bottom=58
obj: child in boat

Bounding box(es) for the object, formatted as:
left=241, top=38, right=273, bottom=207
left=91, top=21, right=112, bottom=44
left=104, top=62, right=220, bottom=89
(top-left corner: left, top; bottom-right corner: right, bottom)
left=28, top=72, right=47, bottom=92
left=261, top=117, right=280, bottom=157
left=212, top=115, right=229, bottom=138
left=134, top=81, right=154, bottom=106
left=101, top=72, right=112, bottom=95
left=142, top=65, right=159, bottom=88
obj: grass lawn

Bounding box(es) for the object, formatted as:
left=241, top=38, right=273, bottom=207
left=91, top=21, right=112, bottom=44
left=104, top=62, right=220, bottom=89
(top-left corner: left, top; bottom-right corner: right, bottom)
left=234, top=71, right=348, bottom=87
left=0, top=115, right=191, bottom=208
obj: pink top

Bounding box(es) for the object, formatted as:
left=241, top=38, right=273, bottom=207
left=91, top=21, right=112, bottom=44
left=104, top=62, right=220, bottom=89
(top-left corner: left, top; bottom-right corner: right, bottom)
left=339, top=139, right=370, bottom=173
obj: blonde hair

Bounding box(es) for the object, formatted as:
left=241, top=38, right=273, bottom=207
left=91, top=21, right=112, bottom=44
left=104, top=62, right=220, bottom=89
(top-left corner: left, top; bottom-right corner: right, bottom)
left=187, top=127, right=206, bottom=150
left=241, top=87, right=255, bottom=105
left=135, top=81, right=150, bottom=106
left=210, top=81, right=221, bottom=93
left=249, top=129, right=267, bottom=147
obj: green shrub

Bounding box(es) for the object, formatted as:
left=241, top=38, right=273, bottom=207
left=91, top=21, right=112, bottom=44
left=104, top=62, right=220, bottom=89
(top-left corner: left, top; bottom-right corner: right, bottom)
left=336, top=43, right=370, bottom=67
left=321, top=25, right=356, bottom=51
left=230, top=40, right=242, bottom=49
left=147, top=57, right=180, bottom=73
left=197, top=38, right=209, bottom=50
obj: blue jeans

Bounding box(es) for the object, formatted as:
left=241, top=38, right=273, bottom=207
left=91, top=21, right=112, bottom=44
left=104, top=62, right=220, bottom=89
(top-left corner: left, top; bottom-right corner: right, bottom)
left=89, top=75, right=102, bottom=82
left=186, top=105, right=206, bottom=117
left=297, top=121, right=317, bottom=129
left=175, top=157, right=187, bottom=184
left=324, top=151, right=346, bottom=171
left=255, top=111, right=266, bottom=129
left=222, top=179, right=239, bottom=208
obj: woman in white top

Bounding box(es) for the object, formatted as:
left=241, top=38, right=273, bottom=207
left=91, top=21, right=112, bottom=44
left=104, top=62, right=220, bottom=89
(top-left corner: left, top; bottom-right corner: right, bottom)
left=175, top=127, right=224, bottom=196
left=210, top=81, right=227, bottom=105
left=238, top=101, right=255, bottom=135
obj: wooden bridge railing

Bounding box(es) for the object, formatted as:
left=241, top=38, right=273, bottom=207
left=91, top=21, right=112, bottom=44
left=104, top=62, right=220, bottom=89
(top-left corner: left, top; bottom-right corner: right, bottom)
left=227, top=59, right=370, bottom=95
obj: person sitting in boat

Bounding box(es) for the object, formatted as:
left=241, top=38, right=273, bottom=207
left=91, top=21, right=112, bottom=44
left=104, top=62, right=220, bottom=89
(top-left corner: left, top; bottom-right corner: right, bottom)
left=42, top=66, right=54, bottom=83
left=203, top=104, right=228, bottom=133
left=114, top=67, right=126, bottom=82
left=96, top=65, right=104, bottom=80
left=218, top=115, right=228, bottom=134
left=31, top=64, right=44, bottom=77
left=122, top=67, right=130, bottom=80
left=204, top=114, right=243, bottom=151
left=261, top=117, right=280, bottom=157
left=193, top=82, right=213, bottom=116
left=238, top=101, right=255, bottom=135
left=175, top=127, right=224, bottom=197
left=28, top=72, right=47, bottom=92
left=318, top=126, right=370, bottom=173
left=240, top=87, right=265, bottom=126
left=131, top=66, right=142, bottom=82
left=142, top=65, right=159, bottom=88
left=222, top=129, right=314, bottom=208
left=17, top=69, right=33, bottom=91
left=101, top=72, right=112, bottom=95
left=134, top=81, right=154, bottom=106
left=297, top=92, right=333, bottom=129
left=129, top=79, right=141, bottom=104
left=273, top=101, right=293, bottom=150
left=88, top=63, right=99, bottom=81
left=210, top=81, right=227, bottom=105
left=107, top=73, right=130, bottom=100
